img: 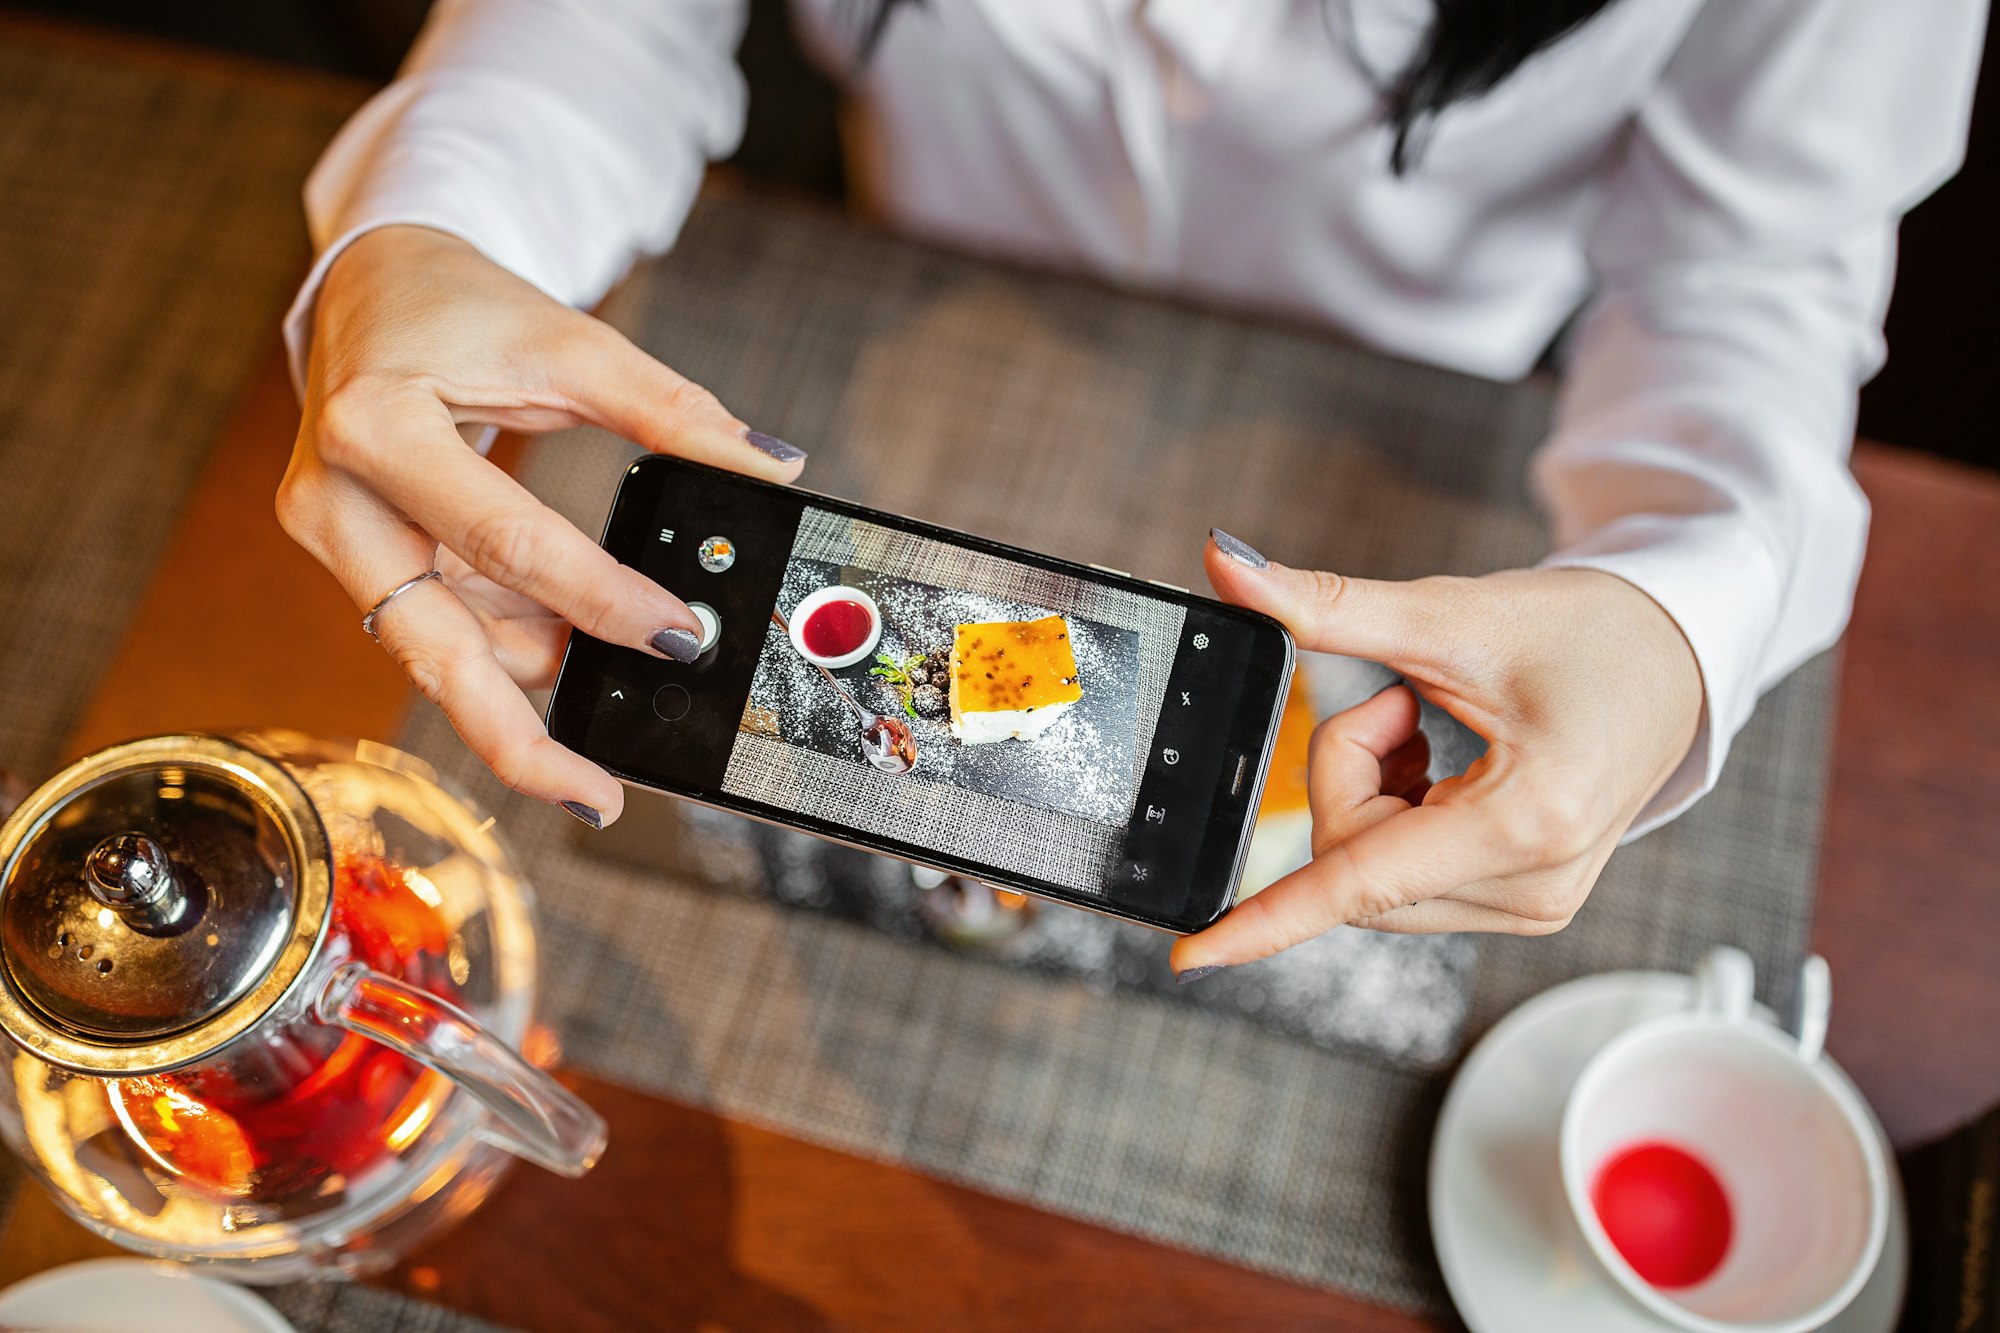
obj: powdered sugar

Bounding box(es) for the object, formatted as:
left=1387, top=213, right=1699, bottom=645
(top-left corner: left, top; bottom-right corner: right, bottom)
left=746, top=555, right=1140, bottom=826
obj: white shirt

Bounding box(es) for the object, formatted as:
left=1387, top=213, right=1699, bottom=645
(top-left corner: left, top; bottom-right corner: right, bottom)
left=285, top=0, right=1985, bottom=833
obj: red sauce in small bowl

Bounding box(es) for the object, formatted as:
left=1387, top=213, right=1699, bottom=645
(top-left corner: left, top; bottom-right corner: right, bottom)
left=801, top=599, right=876, bottom=658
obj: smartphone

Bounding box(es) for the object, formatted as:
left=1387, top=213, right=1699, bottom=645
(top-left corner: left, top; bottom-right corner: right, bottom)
left=547, top=456, right=1295, bottom=933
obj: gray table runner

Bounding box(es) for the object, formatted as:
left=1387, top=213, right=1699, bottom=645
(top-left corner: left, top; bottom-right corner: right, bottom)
left=377, top=196, right=1835, bottom=1314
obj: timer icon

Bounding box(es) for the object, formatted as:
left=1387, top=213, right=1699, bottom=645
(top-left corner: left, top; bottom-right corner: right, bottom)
left=1192, top=633, right=1210, bottom=650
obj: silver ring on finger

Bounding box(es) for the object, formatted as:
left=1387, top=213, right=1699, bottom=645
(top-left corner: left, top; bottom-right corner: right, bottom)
left=361, top=569, right=443, bottom=643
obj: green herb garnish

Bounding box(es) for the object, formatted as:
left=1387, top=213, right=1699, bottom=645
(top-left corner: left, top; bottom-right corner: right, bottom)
left=868, top=651, right=925, bottom=719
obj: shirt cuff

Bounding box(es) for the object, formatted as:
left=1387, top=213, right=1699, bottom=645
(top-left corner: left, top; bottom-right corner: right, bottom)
left=1539, top=512, right=1782, bottom=840
left=281, top=73, right=706, bottom=397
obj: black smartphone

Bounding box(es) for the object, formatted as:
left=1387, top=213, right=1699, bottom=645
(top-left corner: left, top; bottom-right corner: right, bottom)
left=547, top=456, right=1295, bottom=933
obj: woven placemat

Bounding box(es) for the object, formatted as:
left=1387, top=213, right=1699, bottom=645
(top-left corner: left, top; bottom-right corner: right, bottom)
left=264, top=1284, right=514, bottom=1333
left=0, top=34, right=354, bottom=782
left=373, top=195, right=1835, bottom=1314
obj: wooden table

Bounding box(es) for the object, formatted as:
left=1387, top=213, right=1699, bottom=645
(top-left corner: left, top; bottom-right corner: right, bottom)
left=6, top=325, right=1998, bottom=1327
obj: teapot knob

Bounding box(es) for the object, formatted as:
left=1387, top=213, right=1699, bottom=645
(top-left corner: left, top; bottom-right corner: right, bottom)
left=85, top=833, right=192, bottom=933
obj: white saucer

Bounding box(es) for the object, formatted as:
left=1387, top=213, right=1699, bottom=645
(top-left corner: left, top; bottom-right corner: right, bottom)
left=1430, top=971, right=1907, bottom=1333
left=0, top=1258, right=296, bottom=1333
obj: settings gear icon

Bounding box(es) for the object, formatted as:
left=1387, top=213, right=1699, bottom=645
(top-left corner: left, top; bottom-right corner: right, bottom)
left=1191, top=633, right=1210, bottom=650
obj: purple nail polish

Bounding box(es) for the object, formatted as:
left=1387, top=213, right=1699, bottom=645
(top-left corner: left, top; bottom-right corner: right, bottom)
left=1176, top=964, right=1228, bottom=985
left=745, top=430, right=807, bottom=463
left=1210, top=529, right=1269, bottom=570
left=560, top=800, right=603, bottom=829
left=650, top=628, right=701, bottom=662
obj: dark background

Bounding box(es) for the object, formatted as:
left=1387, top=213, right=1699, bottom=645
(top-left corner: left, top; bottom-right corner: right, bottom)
left=9, top=0, right=1992, bottom=473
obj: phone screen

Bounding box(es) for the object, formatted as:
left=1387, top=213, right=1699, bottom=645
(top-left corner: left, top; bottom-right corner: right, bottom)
left=548, top=458, right=1293, bottom=932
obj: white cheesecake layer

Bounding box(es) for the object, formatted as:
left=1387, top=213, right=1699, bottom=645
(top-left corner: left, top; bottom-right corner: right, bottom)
left=950, top=696, right=1074, bottom=744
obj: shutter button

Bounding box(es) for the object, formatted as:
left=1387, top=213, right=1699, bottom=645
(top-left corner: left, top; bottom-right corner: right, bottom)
left=687, top=603, right=720, bottom=655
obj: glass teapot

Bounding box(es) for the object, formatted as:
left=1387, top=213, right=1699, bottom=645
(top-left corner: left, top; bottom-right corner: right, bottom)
left=0, top=731, right=605, bottom=1280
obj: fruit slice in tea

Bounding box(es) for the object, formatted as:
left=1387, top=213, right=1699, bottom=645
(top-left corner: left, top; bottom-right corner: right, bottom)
left=109, top=854, right=459, bottom=1200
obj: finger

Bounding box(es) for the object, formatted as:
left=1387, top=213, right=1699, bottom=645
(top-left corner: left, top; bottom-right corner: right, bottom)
left=439, top=546, right=566, bottom=685
left=1172, top=799, right=1529, bottom=971
left=340, top=389, right=704, bottom=660
left=371, top=585, right=622, bottom=822
left=485, top=615, right=570, bottom=690
left=438, top=547, right=547, bottom=621
left=550, top=322, right=808, bottom=482
left=1170, top=687, right=1427, bottom=977
left=1203, top=534, right=1463, bottom=675
left=1351, top=896, right=1539, bottom=935
left=286, top=470, right=622, bottom=822
left=1360, top=818, right=1618, bottom=935
left=1301, top=686, right=1423, bottom=848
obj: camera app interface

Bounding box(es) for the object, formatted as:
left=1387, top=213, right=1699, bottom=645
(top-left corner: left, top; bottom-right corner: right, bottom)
left=557, top=461, right=1275, bottom=923
left=727, top=506, right=1186, bottom=898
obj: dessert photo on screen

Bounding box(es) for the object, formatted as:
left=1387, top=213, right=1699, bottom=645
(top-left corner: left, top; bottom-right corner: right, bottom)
left=722, top=506, right=1187, bottom=895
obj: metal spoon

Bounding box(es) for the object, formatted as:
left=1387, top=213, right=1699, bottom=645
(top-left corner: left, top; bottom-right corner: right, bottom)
left=772, top=609, right=917, bottom=774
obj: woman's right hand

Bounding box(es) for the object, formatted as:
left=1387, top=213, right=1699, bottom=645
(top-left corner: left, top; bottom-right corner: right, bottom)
left=278, top=224, right=806, bottom=828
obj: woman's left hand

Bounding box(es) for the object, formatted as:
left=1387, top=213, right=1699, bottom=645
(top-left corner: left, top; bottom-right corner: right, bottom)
left=1170, top=533, right=1705, bottom=975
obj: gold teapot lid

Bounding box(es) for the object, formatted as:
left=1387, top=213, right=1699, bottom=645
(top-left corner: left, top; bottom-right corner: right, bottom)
left=0, top=735, right=332, bottom=1075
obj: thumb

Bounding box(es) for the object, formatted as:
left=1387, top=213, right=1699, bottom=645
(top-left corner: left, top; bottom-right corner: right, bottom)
left=1204, top=529, right=1454, bottom=672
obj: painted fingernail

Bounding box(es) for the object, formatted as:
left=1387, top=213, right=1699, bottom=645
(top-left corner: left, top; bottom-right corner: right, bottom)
left=650, top=628, right=701, bottom=662
left=1210, top=528, right=1268, bottom=569
left=560, top=800, right=603, bottom=830
left=1176, top=964, right=1228, bottom=985
left=745, top=430, right=807, bottom=463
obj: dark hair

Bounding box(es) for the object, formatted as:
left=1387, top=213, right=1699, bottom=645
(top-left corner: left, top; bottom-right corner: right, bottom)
left=1376, top=0, right=1621, bottom=172
left=849, top=0, right=1623, bottom=175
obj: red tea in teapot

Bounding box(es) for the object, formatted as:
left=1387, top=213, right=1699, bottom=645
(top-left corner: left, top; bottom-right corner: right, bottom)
left=110, top=853, right=459, bottom=1200
left=0, top=731, right=603, bottom=1276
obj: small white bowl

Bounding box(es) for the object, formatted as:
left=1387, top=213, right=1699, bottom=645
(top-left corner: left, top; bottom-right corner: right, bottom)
left=788, top=585, right=883, bottom=669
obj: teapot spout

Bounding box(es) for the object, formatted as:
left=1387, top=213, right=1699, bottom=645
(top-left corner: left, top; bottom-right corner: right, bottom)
left=318, top=962, right=606, bottom=1178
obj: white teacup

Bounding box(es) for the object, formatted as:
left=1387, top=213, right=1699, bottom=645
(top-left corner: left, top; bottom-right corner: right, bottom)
left=1559, top=948, right=1889, bottom=1333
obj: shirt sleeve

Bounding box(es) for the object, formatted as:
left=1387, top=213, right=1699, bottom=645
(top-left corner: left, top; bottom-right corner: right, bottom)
left=281, top=0, right=751, bottom=393
left=1533, top=0, right=1985, bottom=836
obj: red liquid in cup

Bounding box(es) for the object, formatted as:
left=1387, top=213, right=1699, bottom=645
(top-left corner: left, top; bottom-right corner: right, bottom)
left=1592, top=1141, right=1733, bottom=1288
left=112, top=854, right=460, bottom=1200
left=801, top=598, right=875, bottom=658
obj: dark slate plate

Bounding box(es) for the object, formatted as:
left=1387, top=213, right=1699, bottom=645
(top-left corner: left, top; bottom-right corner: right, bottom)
left=750, top=556, right=1142, bottom=825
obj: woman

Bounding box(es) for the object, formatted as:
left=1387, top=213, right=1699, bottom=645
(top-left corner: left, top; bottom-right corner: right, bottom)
left=277, top=0, right=1983, bottom=976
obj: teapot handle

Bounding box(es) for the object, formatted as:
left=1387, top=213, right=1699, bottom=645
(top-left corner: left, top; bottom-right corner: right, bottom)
left=318, top=962, right=607, bottom=1178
